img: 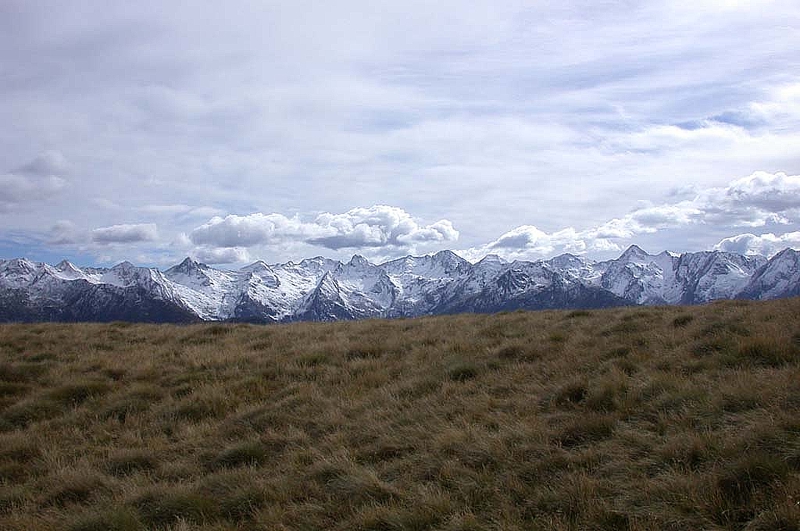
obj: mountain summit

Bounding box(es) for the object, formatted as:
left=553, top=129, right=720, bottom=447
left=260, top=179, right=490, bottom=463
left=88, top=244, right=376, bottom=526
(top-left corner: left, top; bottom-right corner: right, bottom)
left=0, top=247, right=796, bottom=323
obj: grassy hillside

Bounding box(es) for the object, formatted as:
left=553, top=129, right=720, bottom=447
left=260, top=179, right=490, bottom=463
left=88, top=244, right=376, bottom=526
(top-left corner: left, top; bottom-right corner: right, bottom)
left=1, top=299, right=799, bottom=530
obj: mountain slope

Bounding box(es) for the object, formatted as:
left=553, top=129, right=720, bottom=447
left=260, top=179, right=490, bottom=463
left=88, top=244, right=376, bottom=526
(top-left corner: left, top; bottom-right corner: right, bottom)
left=0, top=246, right=797, bottom=323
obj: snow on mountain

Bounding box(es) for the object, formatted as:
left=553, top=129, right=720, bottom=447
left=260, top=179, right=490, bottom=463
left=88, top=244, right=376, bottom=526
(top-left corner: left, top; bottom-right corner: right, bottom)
left=456, top=254, right=509, bottom=297
left=0, top=258, right=41, bottom=289
left=738, top=249, right=800, bottom=300
left=544, top=253, right=602, bottom=285
left=674, top=251, right=766, bottom=303
left=240, top=261, right=280, bottom=289
left=163, top=257, right=245, bottom=319
left=0, top=246, right=798, bottom=323
left=53, top=260, right=88, bottom=281
left=381, top=250, right=472, bottom=316
left=595, top=246, right=671, bottom=303
left=334, top=255, right=397, bottom=311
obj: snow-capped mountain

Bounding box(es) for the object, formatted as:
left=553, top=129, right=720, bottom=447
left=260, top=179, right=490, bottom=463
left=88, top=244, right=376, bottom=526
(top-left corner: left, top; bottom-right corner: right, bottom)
left=737, top=248, right=800, bottom=300
left=0, top=246, right=796, bottom=323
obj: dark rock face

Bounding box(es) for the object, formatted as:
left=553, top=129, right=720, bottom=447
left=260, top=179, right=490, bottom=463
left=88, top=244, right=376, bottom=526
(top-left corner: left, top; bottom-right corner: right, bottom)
left=0, top=283, right=198, bottom=323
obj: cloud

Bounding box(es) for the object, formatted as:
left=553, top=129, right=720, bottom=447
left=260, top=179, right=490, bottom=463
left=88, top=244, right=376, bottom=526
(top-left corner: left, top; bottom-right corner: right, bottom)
left=460, top=225, right=621, bottom=262
left=91, top=223, right=159, bottom=244
left=48, top=220, right=80, bottom=245
left=2, top=4, right=799, bottom=267
left=462, top=170, right=800, bottom=261
left=309, top=205, right=459, bottom=249
left=594, top=170, right=800, bottom=234
left=192, top=246, right=250, bottom=264
left=713, top=171, right=800, bottom=219
left=0, top=174, right=66, bottom=210
left=190, top=205, right=458, bottom=251
left=138, top=204, right=223, bottom=218
left=748, top=82, right=800, bottom=124
left=15, top=150, right=69, bottom=176
left=713, top=231, right=800, bottom=257
left=190, top=213, right=315, bottom=247
left=0, top=151, right=69, bottom=211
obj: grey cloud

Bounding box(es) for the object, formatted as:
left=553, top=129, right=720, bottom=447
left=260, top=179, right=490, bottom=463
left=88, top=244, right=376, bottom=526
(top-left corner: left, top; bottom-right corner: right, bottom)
left=15, top=150, right=68, bottom=176
left=489, top=227, right=545, bottom=250
left=0, top=152, right=68, bottom=212
left=48, top=220, right=80, bottom=245
left=91, top=223, right=159, bottom=244
left=0, top=174, right=66, bottom=210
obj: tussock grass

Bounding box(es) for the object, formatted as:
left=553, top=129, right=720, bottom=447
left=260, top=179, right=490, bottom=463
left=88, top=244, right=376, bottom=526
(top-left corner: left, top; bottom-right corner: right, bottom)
left=0, top=298, right=799, bottom=530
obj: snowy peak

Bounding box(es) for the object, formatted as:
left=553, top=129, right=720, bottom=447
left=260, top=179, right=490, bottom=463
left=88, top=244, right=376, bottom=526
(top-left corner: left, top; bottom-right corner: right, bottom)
left=348, top=254, right=370, bottom=267
left=240, top=260, right=273, bottom=276
left=0, top=258, right=40, bottom=287
left=164, top=257, right=216, bottom=288
left=2, top=258, right=38, bottom=276
left=477, top=254, right=506, bottom=266
left=55, top=259, right=78, bottom=272
left=167, top=257, right=209, bottom=275
left=546, top=253, right=587, bottom=269
left=241, top=260, right=270, bottom=272
left=52, top=260, right=87, bottom=281
left=100, top=262, right=166, bottom=291
left=0, top=246, right=798, bottom=323
left=770, top=247, right=800, bottom=263
left=296, top=256, right=341, bottom=277
left=112, top=261, right=136, bottom=271
left=619, top=244, right=650, bottom=262
left=431, top=249, right=471, bottom=273
left=738, top=248, right=800, bottom=300
left=381, top=250, right=471, bottom=279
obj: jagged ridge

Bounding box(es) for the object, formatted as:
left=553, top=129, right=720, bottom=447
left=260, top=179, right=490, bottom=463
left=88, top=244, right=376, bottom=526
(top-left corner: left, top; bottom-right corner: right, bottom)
left=0, top=246, right=796, bottom=323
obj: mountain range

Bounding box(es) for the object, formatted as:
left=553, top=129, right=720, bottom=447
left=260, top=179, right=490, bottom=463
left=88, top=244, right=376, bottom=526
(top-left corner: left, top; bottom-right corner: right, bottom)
left=1, top=245, right=798, bottom=323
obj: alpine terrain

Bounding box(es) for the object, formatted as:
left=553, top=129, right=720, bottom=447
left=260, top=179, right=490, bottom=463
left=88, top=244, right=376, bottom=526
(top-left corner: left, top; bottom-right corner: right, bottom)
left=0, top=245, right=797, bottom=323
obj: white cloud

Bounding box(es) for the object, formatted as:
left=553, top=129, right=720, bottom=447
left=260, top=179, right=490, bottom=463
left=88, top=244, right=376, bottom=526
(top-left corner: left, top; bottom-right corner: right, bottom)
left=749, top=82, right=800, bottom=124
left=2, top=4, right=800, bottom=267
left=192, top=246, right=250, bottom=264
left=462, top=171, right=800, bottom=261
left=460, top=225, right=621, bottom=262
left=715, top=171, right=800, bottom=215
left=91, top=223, right=159, bottom=244
left=309, top=205, right=459, bottom=249
left=190, top=213, right=316, bottom=247
left=713, top=231, right=800, bottom=257
left=190, top=205, right=458, bottom=252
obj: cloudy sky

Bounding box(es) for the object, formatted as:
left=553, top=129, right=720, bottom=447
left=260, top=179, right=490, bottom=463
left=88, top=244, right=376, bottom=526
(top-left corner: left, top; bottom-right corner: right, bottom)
left=2, top=1, right=799, bottom=267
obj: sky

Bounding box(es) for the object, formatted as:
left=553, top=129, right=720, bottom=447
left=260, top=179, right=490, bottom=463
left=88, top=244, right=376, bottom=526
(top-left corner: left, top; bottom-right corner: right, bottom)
left=1, top=0, right=800, bottom=268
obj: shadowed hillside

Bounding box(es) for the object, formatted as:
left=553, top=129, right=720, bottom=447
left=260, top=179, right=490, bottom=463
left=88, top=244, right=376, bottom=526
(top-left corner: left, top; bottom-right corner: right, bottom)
left=1, top=298, right=799, bottom=530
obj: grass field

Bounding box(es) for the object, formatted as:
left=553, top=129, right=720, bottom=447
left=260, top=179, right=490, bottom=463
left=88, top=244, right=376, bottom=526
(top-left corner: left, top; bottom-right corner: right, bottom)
left=0, top=298, right=799, bottom=530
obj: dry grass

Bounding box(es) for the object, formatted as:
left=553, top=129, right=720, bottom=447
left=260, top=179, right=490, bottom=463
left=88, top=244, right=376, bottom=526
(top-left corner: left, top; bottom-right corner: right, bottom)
left=0, top=298, right=799, bottom=530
